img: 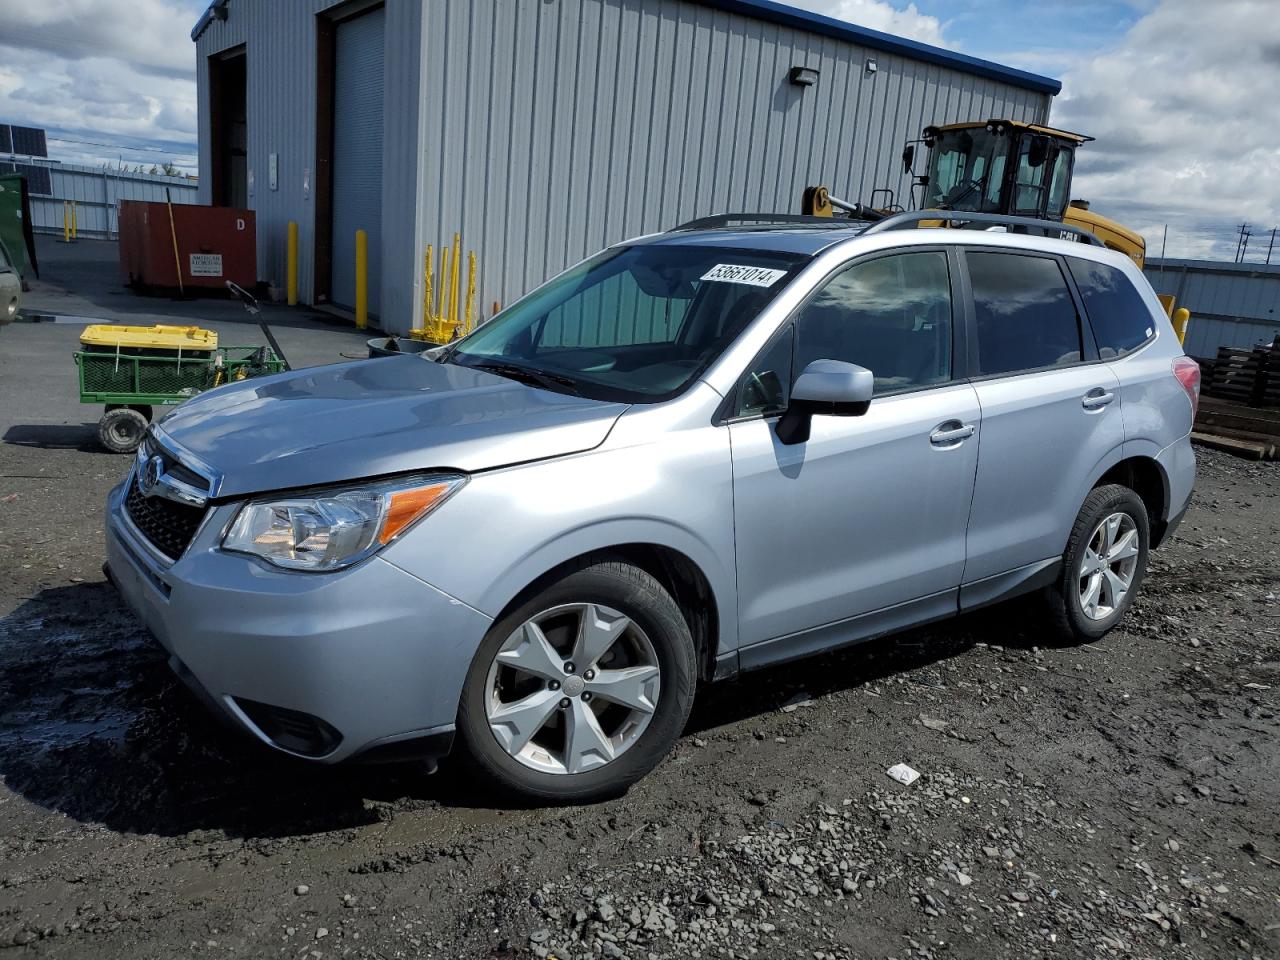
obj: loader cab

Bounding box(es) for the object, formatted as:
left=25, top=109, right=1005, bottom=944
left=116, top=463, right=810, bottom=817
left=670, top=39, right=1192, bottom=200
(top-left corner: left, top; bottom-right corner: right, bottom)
left=918, top=120, right=1085, bottom=222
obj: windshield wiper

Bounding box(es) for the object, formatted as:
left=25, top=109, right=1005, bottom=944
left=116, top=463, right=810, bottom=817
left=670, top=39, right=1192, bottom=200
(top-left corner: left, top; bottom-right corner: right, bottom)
left=466, top=360, right=582, bottom=395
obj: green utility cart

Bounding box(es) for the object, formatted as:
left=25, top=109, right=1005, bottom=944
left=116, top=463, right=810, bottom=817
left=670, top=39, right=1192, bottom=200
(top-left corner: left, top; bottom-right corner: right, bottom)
left=75, top=324, right=285, bottom=453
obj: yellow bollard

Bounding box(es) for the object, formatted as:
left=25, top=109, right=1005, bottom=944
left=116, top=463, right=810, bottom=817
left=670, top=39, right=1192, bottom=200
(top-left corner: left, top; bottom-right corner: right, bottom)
left=438, top=245, right=451, bottom=324
left=355, top=229, right=368, bottom=330
left=62, top=202, right=70, bottom=243
left=449, top=233, right=461, bottom=325
left=71, top=201, right=78, bottom=240
left=422, top=244, right=433, bottom=331
left=287, top=221, right=298, bottom=306
left=1172, top=307, right=1191, bottom=346
left=464, top=252, right=476, bottom=334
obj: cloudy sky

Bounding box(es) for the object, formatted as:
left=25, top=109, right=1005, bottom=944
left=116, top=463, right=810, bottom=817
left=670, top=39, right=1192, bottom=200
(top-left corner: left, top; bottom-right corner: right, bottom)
left=0, top=0, right=1275, bottom=259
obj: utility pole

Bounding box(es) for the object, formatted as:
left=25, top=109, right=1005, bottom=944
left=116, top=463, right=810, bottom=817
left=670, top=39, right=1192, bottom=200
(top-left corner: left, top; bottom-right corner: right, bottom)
left=1235, top=223, right=1252, bottom=263
left=1159, top=224, right=1168, bottom=276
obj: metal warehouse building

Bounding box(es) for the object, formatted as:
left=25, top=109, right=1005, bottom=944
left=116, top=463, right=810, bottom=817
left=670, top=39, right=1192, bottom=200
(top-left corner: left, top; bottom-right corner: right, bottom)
left=192, top=0, right=1060, bottom=333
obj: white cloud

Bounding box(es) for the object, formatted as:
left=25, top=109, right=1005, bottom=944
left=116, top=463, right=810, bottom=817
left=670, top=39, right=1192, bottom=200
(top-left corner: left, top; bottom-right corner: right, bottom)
left=785, top=0, right=950, bottom=47
left=0, top=0, right=198, bottom=170
left=1042, top=0, right=1280, bottom=260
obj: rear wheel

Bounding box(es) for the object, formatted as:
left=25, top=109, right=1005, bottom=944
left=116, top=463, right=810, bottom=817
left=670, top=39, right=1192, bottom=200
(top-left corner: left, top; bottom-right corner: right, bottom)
left=98, top=407, right=149, bottom=454
left=457, top=560, right=696, bottom=803
left=1044, top=484, right=1149, bottom=642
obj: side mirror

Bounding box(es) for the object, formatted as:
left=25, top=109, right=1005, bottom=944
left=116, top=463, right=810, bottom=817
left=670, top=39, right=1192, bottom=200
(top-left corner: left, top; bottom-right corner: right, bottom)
left=901, top=144, right=915, bottom=173
left=776, top=359, right=873, bottom=445
left=1027, top=135, right=1050, bottom=168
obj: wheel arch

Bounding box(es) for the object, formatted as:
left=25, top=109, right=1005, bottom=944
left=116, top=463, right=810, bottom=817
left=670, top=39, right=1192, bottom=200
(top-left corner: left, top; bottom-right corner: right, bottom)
left=481, top=527, right=734, bottom=685
left=1092, top=448, right=1171, bottom=547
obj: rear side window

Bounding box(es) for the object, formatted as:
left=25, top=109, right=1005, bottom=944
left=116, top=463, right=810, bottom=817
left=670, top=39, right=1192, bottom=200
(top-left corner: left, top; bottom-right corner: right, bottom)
left=967, top=252, right=1081, bottom=376
left=1067, top=257, right=1156, bottom=358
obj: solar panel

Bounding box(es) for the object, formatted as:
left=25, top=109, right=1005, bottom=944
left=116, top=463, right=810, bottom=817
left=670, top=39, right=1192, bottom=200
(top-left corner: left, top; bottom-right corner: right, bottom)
left=0, top=124, right=48, bottom=157
left=0, top=161, right=51, bottom=195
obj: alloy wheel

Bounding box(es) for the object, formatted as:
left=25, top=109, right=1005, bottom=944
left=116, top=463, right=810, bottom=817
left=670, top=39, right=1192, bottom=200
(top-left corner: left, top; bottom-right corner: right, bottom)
left=1078, top=511, right=1139, bottom=621
left=483, top=602, right=661, bottom=775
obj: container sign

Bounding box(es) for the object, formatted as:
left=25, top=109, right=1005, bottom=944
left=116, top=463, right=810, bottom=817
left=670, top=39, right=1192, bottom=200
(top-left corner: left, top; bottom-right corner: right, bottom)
left=189, top=253, right=223, bottom=277
left=700, top=263, right=787, bottom=287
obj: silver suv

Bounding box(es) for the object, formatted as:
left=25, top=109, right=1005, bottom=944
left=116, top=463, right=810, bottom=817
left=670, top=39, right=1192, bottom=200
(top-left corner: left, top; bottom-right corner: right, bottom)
left=104, top=213, right=1198, bottom=802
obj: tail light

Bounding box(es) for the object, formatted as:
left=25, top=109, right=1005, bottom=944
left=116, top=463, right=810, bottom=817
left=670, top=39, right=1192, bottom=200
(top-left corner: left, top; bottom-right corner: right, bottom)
left=1172, top=356, right=1200, bottom=418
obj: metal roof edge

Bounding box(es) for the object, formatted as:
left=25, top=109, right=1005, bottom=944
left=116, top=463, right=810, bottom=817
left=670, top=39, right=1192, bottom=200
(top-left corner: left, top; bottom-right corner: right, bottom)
left=191, top=0, right=229, bottom=42
left=695, top=0, right=1062, bottom=96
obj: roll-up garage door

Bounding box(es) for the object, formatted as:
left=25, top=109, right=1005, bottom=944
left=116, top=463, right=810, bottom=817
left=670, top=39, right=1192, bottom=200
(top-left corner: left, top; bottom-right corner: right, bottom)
left=331, top=6, right=384, bottom=316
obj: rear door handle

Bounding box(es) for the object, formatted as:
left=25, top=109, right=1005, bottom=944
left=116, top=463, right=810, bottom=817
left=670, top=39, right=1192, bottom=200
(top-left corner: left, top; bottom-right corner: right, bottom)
left=930, top=421, right=975, bottom=446
left=1082, top=388, right=1115, bottom=410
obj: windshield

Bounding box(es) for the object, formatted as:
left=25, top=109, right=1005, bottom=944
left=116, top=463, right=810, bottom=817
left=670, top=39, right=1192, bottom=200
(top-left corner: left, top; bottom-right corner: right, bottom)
left=445, top=244, right=808, bottom=402
left=924, top=127, right=1009, bottom=213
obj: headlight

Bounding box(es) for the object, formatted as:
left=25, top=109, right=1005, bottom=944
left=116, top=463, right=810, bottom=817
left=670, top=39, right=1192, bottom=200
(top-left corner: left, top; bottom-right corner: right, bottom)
left=222, top=473, right=466, bottom=571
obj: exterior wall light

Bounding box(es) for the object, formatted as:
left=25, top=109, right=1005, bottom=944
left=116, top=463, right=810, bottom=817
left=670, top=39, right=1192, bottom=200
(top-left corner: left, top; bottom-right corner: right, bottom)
left=788, top=66, right=819, bottom=87
left=866, top=58, right=878, bottom=74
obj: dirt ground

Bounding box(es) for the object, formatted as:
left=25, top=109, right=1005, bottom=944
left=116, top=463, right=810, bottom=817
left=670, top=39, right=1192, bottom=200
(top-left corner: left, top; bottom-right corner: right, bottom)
left=0, top=434, right=1277, bottom=960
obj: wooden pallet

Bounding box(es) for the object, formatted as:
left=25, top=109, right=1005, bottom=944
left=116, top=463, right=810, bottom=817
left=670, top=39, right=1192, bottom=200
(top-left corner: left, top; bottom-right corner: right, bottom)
left=1203, top=338, right=1280, bottom=407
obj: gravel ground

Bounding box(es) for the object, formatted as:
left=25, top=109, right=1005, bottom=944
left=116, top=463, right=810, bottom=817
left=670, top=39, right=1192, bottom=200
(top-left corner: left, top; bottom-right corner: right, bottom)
left=0, top=439, right=1277, bottom=960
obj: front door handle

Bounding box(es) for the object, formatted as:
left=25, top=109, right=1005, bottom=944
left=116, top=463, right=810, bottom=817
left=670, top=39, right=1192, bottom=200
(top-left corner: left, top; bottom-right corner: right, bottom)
left=1082, top=388, right=1115, bottom=410
left=930, top=421, right=976, bottom=446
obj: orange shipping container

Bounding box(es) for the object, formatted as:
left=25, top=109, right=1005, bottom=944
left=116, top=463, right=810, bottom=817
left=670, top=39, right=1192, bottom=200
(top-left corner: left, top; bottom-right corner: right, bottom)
left=118, top=201, right=256, bottom=292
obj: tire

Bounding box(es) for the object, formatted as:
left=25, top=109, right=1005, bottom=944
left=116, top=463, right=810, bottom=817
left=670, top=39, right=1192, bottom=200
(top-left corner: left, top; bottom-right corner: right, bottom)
left=457, top=560, right=697, bottom=803
left=1044, top=483, right=1149, bottom=643
left=98, top=407, right=149, bottom=454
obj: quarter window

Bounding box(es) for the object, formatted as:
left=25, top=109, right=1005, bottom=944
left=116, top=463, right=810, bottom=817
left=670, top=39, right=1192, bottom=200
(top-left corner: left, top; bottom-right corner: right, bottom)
left=792, top=251, right=952, bottom=395
left=1067, top=257, right=1156, bottom=358
left=734, top=325, right=793, bottom=417
left=967, top=252, right=1082, bottom=376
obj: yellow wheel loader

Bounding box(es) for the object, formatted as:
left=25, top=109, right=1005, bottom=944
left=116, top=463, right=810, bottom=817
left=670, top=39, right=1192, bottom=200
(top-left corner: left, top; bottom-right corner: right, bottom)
left=801, top=119, right=1190, bottom=339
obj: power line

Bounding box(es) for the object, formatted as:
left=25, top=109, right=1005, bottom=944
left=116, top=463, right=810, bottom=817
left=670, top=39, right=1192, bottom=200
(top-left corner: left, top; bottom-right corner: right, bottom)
left=46, top=135, right=195, bottom=157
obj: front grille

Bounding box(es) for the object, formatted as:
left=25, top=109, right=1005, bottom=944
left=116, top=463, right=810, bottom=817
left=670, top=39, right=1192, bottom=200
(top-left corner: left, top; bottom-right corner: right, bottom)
left=124, top=474, right=209, bottom=560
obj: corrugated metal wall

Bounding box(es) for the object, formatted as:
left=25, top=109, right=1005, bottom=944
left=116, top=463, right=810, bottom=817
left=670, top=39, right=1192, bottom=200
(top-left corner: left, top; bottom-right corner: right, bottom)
left=1145, top=259, right=1280, bottom=358
left=6, top=159, right=197, bottom=238
left=420, top=0, right=1048, bottom=334
left=196, top=0, right=421, bottom=319
left=198, top=0, right=1050, bottom=332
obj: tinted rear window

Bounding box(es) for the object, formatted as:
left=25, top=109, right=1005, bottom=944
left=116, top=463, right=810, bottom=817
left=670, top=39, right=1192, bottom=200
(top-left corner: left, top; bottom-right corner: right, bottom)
left=1067, top=257, right=1156, bottom=358
left=967, top=252, right=1081, bottom=376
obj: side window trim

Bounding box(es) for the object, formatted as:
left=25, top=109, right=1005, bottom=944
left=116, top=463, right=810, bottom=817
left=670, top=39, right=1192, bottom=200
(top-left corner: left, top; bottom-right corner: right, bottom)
left=958, top=246, right=1097, bottom=382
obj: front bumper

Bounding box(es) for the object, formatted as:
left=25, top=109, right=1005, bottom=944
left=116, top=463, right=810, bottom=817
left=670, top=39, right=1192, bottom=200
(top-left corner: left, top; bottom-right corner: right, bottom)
left=104, top=480, right=493, bottom=763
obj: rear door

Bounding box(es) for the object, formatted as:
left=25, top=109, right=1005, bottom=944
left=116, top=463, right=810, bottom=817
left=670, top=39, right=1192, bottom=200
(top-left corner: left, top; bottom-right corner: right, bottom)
left=961, top=249, right=1124, bottom=592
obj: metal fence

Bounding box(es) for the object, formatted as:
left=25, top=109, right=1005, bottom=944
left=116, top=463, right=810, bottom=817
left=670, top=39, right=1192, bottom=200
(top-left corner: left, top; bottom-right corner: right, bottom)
left=0, top=156, right=198, bottom=240
left=1146, top=258, right=1280, bottom=359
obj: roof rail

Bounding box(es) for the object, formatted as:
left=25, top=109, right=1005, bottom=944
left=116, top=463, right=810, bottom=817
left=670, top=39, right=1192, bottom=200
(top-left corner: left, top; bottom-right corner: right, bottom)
left=863, top=210, right=1105, bottom=246
left=669, top=213, right=857, bottom=232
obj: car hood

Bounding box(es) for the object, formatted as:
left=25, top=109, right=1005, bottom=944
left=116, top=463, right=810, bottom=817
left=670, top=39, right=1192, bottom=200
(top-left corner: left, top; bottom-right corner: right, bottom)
left=155, top=355, right=628, bottom=498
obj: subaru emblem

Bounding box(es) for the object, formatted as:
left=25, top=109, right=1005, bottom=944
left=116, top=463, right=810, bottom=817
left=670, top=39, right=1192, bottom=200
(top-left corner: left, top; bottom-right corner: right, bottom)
left=139, top=455, right=165, bottom=496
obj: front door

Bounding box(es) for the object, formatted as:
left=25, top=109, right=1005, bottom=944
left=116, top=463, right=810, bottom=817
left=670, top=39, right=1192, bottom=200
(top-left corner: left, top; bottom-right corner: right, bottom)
left=728, top=249, right=980, bottom=661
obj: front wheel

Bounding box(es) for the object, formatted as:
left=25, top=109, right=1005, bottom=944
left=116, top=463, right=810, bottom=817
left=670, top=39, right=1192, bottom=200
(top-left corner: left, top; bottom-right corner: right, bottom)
left=457, top=560, right=696, bottom=803
left=1044, top=483, right=1150, bottom=642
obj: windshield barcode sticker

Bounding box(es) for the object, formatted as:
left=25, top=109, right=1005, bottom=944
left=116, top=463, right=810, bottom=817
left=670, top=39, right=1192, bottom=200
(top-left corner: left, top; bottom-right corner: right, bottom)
left=700, top=264, right=787, bottom=287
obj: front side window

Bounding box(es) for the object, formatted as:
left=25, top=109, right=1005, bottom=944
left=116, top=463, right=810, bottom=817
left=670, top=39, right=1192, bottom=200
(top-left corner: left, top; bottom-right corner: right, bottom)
left=1046, top=148, right=1074, bottom=218
left=792, top=251, right=952, bottom=395
left=1067, top=257, right=1156, bottom=358
left=447, top=245, right=807, bottom=402
left=1011, top=140, right=1049, bottom=215
left=967, top=252, right=1082, bottom=376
